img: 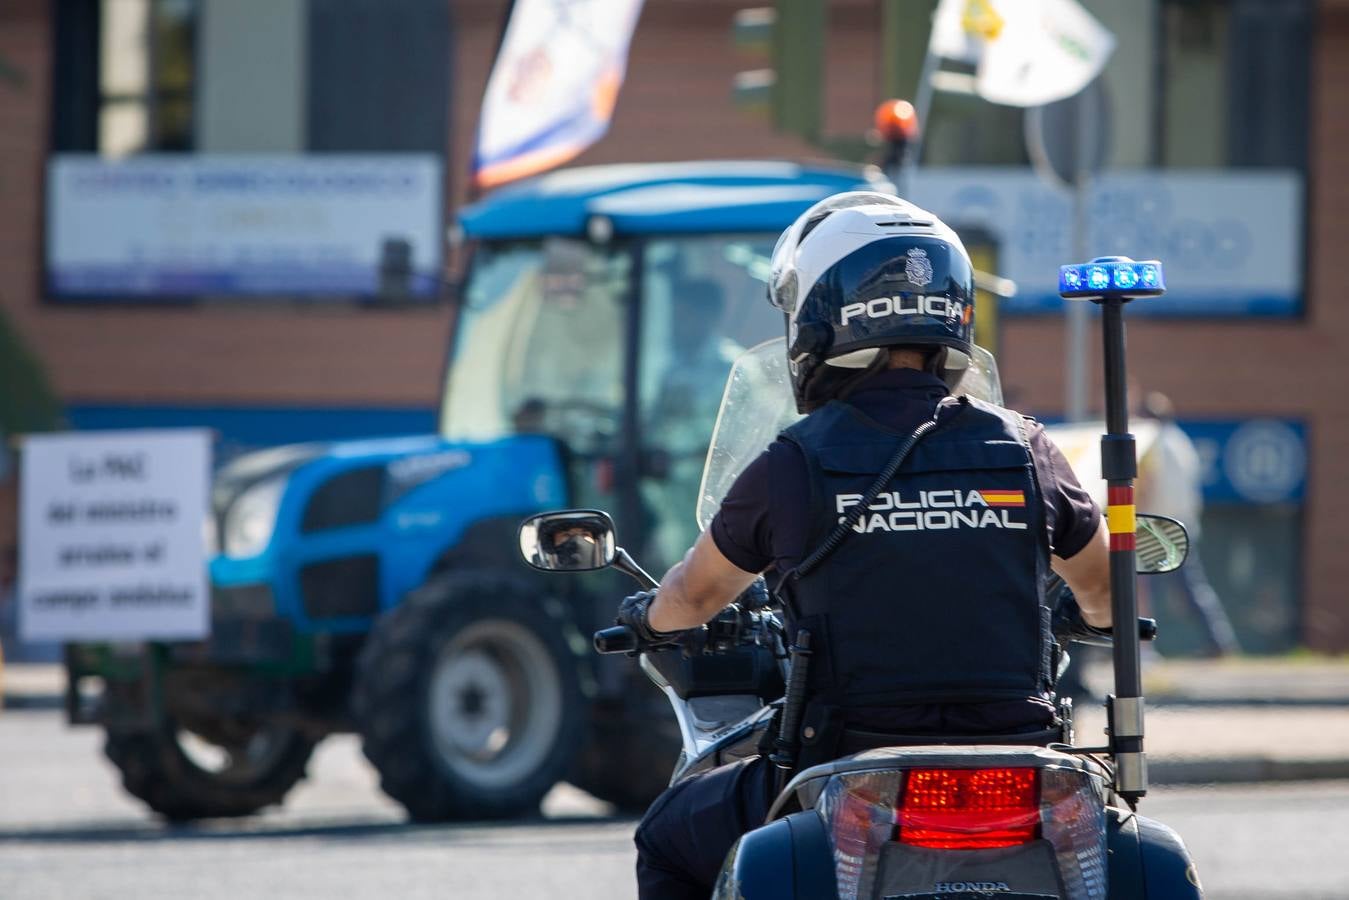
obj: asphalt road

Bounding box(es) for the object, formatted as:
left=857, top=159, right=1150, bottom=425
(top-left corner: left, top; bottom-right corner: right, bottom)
left=1, top=708, right=1346, bottom=899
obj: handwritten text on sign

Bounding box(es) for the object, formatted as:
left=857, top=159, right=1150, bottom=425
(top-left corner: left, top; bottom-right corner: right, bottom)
left=19, top=430, right=211, bottom=641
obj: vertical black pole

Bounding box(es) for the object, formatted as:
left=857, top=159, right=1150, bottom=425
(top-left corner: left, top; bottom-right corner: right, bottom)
left=1099, top=297, right=1146, bottom=802
left=619, top=242, right=647, bottom=561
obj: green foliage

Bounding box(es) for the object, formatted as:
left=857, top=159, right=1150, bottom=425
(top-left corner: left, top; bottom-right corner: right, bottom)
left=0, top=306, right=61, bottom=436
left=0, top=52, right=25, bottom=89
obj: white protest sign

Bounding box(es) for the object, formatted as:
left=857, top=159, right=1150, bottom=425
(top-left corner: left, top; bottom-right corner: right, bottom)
left=19, top=430, right=211, bottom=641
left=1043, top=420, right=1159, bottom=508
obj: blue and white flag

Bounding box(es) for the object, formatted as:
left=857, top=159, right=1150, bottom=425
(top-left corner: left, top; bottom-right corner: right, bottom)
left=474, top=0, right=645, bottom=189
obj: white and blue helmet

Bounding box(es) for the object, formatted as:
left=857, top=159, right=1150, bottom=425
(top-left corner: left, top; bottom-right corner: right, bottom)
left=769, top=192, right=976, bottom=412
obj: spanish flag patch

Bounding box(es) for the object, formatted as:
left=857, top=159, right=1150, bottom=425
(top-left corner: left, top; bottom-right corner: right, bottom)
left=979, top=489, right=1026, bottom=507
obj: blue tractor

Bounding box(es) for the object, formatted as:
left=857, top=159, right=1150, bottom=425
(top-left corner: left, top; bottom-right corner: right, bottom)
left=67, top=161, right=890, bottom=821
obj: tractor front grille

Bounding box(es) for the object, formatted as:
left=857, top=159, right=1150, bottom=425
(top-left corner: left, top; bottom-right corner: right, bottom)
left=299, top=555, right=380, bottom=619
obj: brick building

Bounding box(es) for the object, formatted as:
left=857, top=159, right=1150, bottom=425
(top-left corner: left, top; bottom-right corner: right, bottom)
left=0, top=0, right=1345, bottom=650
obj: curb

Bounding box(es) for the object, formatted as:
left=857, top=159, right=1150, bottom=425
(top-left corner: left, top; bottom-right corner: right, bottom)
left=2, top=693, right=63, bottom=711
left=6, top=689, right=1349, bottom=787
left=1151, top=756, right=1349, bottom=785
left=1148, top=696, right=1349, bottom=708
left=1, top=664, right=65, bottom=712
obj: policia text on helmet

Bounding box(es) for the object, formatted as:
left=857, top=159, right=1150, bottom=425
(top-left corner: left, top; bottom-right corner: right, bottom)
left=769, top=192, right=976, bottom=412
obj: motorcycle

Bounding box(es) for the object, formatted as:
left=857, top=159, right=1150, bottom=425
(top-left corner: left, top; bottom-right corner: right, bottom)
left=518, top=257, right=1204, bottom=898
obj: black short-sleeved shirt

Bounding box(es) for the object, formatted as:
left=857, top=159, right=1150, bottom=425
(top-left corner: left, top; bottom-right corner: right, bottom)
left=710, top=368, right=1101, bottom=577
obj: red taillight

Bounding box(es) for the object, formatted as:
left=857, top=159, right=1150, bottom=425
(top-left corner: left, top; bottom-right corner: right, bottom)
left=897, top=768, right=1041, bottom=850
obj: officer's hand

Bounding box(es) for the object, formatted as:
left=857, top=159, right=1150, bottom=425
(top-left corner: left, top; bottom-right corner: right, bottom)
left=1052, top=589, right=1113, bottom=644
left=616, top=590, right=674, bottom=645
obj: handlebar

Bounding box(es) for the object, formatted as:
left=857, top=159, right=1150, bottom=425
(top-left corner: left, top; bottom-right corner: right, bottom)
left=599, top=617, right=1157, bottom=655
left=593, top=601, right=782, bottom=656
left=1067, top=616, right=1158, bottom=648
left=1139, top=617, right=1158, bottom=642
left=593, top=625, right=638, bottom=654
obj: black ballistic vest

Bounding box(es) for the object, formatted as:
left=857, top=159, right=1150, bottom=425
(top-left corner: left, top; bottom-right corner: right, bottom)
left=780, top=397, right=1054, bottom=714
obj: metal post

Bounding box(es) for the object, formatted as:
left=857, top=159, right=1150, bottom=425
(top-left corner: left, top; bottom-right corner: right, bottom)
left=1099, top=296, right=1146, bottom=802
left=773, top=0, right=825, bottom=143
left=1066, top=184, right=1090, bottom=422
left=899, top=46, right=939, bottom=198
left=1066, top=90, right=1096, bottom=422
left=880, top=0, right=938, bottom=197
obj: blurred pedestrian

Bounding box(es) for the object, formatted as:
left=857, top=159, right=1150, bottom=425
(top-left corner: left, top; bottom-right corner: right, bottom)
left=1137, top=391, right=1241, bottom=657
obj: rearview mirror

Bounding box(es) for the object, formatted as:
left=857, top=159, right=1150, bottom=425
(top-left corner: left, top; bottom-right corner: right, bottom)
left=519, top=510, right=617, bottom=573
left=1135, top=514, right=1189, bottom=574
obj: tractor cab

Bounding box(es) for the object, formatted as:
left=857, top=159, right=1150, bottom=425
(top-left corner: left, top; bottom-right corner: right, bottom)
left=446, top=161, right=891, bottom=569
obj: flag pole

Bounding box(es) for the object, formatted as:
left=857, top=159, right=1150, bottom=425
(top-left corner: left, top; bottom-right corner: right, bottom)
left=899, top=14, right=940, bottom=199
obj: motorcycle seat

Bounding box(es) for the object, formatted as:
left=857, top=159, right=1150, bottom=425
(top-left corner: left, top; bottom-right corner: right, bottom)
left=837, top=724, right=1066, bottom=756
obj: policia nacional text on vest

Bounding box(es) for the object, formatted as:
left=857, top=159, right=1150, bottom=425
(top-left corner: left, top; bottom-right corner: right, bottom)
left=778, top=397, right=1057, bottom=764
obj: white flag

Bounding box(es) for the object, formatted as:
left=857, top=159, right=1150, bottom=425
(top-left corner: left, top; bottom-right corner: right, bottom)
left=930, top=0, right=1116, bottom=107
left=474, top=0, right=645, bottom=189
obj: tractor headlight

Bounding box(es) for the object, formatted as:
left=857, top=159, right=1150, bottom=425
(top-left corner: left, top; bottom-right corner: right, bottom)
left=222, top=475, right=287, bottom=558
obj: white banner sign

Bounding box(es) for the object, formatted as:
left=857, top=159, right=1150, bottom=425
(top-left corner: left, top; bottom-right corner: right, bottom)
left=1043, top=421, right=1160, bottom=509
left=19, top=430, right=211, bottom=641
left=931, top=0, right=1115, bottom=107
left=474, top=0, right=644, bottom=189
left=47, top=155, right=443, bottom=298
left=909, top=168, right=1304, bottom=316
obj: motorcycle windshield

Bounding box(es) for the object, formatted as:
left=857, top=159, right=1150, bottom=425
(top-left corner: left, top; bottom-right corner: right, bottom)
left=695, top=338, right=1005, bottom=530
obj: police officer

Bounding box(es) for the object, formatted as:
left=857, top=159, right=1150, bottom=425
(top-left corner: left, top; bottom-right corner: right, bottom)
left=615, top=193, right=1115, bottom=899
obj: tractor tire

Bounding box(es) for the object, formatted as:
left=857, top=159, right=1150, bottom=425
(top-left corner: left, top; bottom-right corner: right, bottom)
left=353, top=573, right=588, bottom=821
left=103, top=720, right=316, bottom=821
left=570, top=697, right=681, bottom=812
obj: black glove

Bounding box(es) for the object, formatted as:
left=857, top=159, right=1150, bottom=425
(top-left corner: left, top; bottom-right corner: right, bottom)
left=616, top=590, right=675, bottom=645
left=1052, top=590, right=1113, bottom=644
left=736, top=577, right=772, bottom=610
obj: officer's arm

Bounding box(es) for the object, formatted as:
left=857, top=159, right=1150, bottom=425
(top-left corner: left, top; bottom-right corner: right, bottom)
left=647, top=532, right=759, bottom=633
left=1051, top=519, right=1112, bottom=628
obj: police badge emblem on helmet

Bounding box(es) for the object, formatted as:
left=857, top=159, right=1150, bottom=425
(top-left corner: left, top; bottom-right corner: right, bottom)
left=905, top=247, right=934, bottom=287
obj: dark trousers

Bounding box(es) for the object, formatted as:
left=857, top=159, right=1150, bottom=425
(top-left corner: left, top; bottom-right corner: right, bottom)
left=633, top=756, right=773, bottom=900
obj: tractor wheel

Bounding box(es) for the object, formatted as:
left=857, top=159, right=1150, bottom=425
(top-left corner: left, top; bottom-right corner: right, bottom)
left=353, top=573, right=588, bottom=821
left=103, top=720, right=316, bottom=821
left=569, top=697, right=680, bottom=812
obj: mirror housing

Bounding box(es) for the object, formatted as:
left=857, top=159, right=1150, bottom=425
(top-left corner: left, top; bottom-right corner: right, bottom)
left=1135, top=514, right=1189, bottom=574
left=519, top=509, right=617, bottom=573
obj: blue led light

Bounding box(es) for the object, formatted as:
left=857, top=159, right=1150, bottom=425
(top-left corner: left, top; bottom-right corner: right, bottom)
left=1112, top=266, right=1139, bottom=289
left=1058, top=257, right=1166, bottom=301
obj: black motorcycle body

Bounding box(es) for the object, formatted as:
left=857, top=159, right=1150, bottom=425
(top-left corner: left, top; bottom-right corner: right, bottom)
left=525, top=512, right=1204, bottom=899
left=716, top=745, right=1202, bottom=900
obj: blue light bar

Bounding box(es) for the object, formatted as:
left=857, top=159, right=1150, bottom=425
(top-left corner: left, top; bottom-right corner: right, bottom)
left=1059, top=257, right=1166, bottom=301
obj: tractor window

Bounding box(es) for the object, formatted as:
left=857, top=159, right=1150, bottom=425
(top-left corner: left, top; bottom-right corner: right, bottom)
left=441, top=240, right=630, bottom=459
left=636, top=234, right=782, bottom=565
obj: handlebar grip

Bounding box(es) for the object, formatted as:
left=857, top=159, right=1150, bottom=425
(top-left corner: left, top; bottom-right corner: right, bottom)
left=1139, top=617, right=1158, bottom=642
left=593, top=625, right=638, bottom=655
